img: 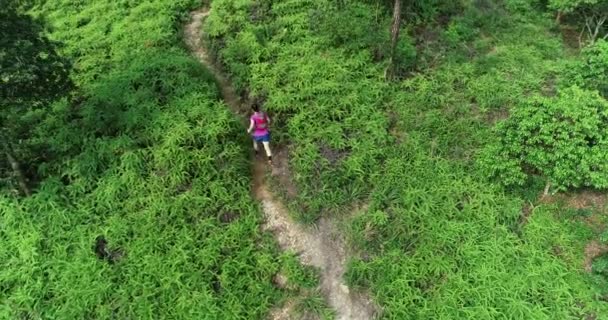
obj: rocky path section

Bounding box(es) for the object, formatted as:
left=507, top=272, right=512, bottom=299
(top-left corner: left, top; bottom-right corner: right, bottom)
left=184, top=7, right=376, bottom=320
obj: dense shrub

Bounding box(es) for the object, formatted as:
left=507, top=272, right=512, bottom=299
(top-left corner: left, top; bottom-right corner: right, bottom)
left=562, top=39, right=608, bottom=97
left=480, top=86, right=608, bottom=191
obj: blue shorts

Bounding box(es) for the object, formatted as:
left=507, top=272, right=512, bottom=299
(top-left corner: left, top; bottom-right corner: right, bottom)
left=253, top=133, right=270, bottom=142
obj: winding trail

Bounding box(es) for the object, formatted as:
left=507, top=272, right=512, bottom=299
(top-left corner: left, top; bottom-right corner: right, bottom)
left=185, top=7, right=376, bottom=320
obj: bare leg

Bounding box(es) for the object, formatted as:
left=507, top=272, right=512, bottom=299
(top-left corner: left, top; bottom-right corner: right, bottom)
left=262, top=141, right=272, bottom=164
left=253, top=139, right=259, bottom=155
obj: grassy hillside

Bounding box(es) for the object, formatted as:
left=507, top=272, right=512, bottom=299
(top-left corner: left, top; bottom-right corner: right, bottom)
left=1, top=1, right=315, bottom=318
left=206, top=0, right=608, bottom=318
left=2, top=0, right=608, bottom=318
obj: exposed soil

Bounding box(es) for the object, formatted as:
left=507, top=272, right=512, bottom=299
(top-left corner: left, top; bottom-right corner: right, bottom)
left=584, top=240, right=608, bottom=273
left=540, top=190, right=608, bottom=231
left=564, top=191, right=607, bottom=211
left=559, top=25, right=582, bottom=51
left=568, top=192, right=608, bottom=272
left=185, top=7, right=377, bottom=320
left=268, top=146, right=298, bottom=199
left=537, top=190, right=608, bottom=272
left=268, top=300, right=296, bottom=320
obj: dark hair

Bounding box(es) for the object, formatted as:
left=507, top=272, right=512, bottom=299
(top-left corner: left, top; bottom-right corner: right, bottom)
left=251, top=103, right=260, bottom=112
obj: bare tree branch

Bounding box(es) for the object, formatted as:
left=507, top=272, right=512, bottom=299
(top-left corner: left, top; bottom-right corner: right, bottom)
left=580, top=9, right=608, bottom=45
left=579, top=24, right=586, bottom=48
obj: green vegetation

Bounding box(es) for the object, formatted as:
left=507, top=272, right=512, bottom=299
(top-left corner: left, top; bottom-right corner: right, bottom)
left=0, top=2, right=71, bottom=196
left=548, top=0, right=607, bottom=45
left=1, top=1, right=307, bottom=319
left=3, top=0, right=608, bottom=318
left=481, top=86, right=608, bottom=191
left=206, top=0, right=608, bottom=318
left=563, top=40, right=608, bottom=97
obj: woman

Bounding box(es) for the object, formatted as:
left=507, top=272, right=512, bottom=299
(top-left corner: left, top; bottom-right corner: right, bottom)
left=247, top=103, right=272, bottom=165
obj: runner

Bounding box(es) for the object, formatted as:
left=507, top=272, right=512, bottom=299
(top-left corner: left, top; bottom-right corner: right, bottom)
left=247, top=103, right=272, bottom=165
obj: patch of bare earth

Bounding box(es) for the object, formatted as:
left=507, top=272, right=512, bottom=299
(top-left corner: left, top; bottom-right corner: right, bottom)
left=539, top=190, right=608, bottom=272
left=568, top=192, right=608, bottom=272
left=268, top=300, right=297, bottom=320
left=564, top=191, right=607, bottom=211
left=269, top=146, right=297, bottom=199
left=185, top=8, right=377, bottom=320
left=584, top=240, right=608, bottom=272
left=541, top=190, right=608, bottom=231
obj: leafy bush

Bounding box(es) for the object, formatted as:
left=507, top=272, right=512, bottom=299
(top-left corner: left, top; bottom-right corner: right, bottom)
left=548, top=0, right=608, bottom=45
left=593, top=254, right=608, bottom=276
left=562, top=39, right=608, bottom=97
left=480, top=86, right=608, bottom=191
left=443, top=18, right=479, bottom=47
left=0, top=4, right=72, bottom=194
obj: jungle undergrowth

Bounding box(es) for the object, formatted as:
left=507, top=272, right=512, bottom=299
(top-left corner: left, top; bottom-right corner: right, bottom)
left=184, top=7, right=377, bottom=320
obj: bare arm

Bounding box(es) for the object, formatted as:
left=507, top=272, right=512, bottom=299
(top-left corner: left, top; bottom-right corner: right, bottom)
left=247, top=118, right=254, bottom=134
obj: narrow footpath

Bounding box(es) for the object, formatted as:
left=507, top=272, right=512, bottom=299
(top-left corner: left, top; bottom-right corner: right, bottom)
left=184, top=7, right=376, bottom=320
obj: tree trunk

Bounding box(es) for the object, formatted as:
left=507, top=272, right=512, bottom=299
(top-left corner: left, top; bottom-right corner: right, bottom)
left=5, top=149, right=31, bottom=196
left=590, top=14, right=607, bottom=44
left=385, top=0, right=401, bottom=80
left=578, top=25, right=586, bottom=48
left=581, top=13, right=607, bottom=46
left=555, top=11, right=562, bottom=24
left=542, top=180, right=552, bottom=198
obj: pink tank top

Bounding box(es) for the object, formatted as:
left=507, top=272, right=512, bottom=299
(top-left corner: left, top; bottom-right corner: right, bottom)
left=251, top=112, right=269, bottom=137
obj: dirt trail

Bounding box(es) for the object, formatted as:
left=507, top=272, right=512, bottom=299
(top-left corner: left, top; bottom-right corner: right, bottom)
left=185, top=7, right=376, bottom=320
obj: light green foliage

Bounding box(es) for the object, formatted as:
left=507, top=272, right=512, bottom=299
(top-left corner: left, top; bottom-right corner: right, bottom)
left=563, top=40, right=608, bottom=97
left=4, top=0, right=608, bottom=318
left=279, top=253, right=319, bottom=289
left=209, top=0, right=608, bottom=318
left=481, top=86, right=608, bottom=191
left=346, top=149, right=599, bottom=319
left=0, top=0, right=303, bottom=318
left=208, top=0, right=392, bottom=222
left=293, top=290, right=335, bottom=320
left=548, top=0, right=605, bottom=12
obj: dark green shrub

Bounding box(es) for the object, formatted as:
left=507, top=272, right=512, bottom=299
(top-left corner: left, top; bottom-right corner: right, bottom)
left=443, top=18, right=479, bottom=47
left=480, top=86, right=608, bottom=191
left=593, top=254, right=608, bottom=276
